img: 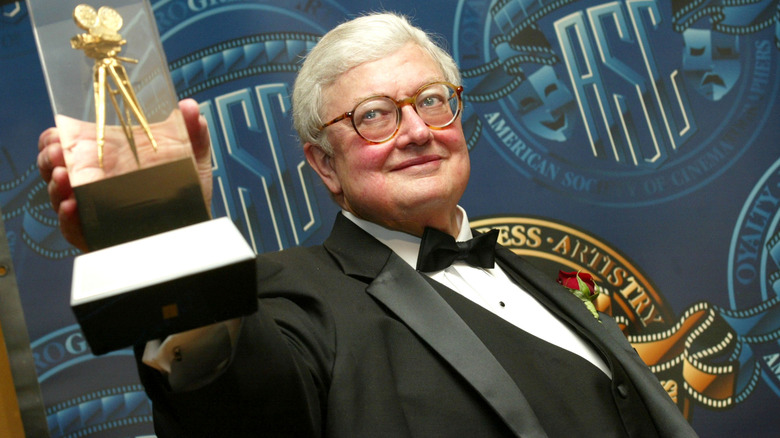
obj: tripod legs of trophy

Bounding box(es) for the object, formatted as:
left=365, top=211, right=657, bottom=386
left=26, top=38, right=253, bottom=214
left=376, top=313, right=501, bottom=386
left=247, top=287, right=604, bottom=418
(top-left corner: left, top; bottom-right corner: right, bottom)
left=93, top=57, right=158, bottom=168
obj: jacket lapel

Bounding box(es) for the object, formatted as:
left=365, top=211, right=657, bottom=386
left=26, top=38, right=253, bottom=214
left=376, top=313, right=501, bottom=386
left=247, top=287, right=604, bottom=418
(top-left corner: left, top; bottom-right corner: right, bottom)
left=367, top=255, right=547, bottom=438
left=324, top=216, right=547, bottom=438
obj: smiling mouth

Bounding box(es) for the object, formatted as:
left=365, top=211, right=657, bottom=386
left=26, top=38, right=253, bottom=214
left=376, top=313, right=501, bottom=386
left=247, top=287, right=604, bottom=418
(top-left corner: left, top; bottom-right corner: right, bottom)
left=393, top=155, right=441, bottom=171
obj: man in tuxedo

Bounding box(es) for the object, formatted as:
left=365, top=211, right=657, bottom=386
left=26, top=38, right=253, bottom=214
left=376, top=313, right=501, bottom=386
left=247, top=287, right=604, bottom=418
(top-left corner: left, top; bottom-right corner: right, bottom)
left=38, top=12, right=697, bottom=438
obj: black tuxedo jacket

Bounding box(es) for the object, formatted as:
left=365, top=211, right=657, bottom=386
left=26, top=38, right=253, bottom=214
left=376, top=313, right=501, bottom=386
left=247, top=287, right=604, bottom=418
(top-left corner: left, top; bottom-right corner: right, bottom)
left=138, top=213, right=697, bottom=437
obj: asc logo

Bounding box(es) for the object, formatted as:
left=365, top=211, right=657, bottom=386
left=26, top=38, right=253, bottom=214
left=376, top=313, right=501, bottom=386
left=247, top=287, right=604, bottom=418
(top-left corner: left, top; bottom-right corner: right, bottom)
left=454, top=0, right=778, bottom=206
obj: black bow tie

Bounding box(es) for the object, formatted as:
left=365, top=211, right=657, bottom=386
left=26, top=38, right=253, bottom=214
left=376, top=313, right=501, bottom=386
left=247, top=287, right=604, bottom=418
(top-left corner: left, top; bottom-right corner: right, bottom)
left=416, top=227, right=499, bottom=272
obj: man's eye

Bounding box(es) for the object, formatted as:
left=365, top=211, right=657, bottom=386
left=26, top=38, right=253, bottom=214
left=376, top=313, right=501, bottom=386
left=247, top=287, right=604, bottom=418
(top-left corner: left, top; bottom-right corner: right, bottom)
left=357, top=108, right=392, bottom=125
left=420, top=95, right=444, bottom=108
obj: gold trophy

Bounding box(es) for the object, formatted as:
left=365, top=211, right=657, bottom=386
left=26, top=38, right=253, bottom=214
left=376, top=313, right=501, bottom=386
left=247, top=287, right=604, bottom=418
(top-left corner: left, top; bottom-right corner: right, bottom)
left=27, top=0, right=257, bottom=355
left=70, top=4, right=158, bottom=168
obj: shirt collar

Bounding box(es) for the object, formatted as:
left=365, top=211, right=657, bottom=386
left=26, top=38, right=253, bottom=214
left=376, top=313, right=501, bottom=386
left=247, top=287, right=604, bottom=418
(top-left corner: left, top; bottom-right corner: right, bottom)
left=342, top=207, right=474, bottom=269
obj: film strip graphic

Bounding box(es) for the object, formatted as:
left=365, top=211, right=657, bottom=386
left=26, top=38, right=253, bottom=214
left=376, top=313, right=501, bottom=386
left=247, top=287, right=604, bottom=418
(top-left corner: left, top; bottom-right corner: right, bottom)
left=461, top=0, right=569, bottom=102
left=45, top=384, right=152, bottom=438
left=0, top=162, right=37, bottom=221
left=672, top=0, right=779, bottom=36
left=21, top=180, right=80, bottom=259
left=167, top=32, right=319, bottom=99
left=598, top=248, right=780, bottom=410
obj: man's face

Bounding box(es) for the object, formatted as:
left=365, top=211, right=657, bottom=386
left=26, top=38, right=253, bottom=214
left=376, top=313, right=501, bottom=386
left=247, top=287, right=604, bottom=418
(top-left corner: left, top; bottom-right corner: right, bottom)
left=306, top=44, right=470, bottom=235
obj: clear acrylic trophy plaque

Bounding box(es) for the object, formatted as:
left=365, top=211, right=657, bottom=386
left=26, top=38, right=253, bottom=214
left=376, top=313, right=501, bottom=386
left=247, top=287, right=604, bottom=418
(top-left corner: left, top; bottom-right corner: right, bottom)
left=27, top=0, right=209, bottom=249
left=27, top=0, right=257, bottom=354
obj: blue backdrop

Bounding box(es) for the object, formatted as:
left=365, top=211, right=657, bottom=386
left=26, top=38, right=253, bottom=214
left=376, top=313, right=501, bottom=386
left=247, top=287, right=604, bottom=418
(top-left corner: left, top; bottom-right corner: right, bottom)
left=1, top=0, right=778, bottom=436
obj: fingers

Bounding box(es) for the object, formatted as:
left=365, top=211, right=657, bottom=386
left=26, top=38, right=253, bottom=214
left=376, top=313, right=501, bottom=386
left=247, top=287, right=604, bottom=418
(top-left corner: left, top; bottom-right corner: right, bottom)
left=40, top=128, right=72, bottom=212
left=40, top=128, right=73, bottom=213
left=57, top=197, right=88, bottom=252
left=179, top=98, right=213, bottom=208
left=179, top=98, right=210, bottom=155
left=38, top=127, right=59, bottom=153
left=45, top=166, right=88, bottom=252
left=37, top=127, right=65, bottom=184
left=38, top=127, right=88, bottom=251
left=47, top=166, right=72, bottom=210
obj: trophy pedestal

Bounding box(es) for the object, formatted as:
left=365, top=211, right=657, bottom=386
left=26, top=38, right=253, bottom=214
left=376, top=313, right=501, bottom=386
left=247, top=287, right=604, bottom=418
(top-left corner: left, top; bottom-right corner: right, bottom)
left=75, top=157, right=209, bottom=251
left=71, top=218, right=257, bottom=355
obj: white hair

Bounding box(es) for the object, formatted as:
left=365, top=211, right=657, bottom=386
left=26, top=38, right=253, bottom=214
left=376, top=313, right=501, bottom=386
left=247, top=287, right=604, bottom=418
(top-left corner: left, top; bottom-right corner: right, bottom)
left=291, top=12, right=461, bottom=154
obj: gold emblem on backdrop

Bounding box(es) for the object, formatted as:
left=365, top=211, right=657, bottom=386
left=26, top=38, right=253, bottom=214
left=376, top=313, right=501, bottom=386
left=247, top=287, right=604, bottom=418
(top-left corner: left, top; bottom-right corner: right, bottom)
left=473, top=215, right=739, bottom=417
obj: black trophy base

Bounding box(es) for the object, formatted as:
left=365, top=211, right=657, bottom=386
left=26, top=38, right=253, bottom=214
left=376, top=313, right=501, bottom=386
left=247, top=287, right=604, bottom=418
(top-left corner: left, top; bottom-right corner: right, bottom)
left=74, top=157, right=210, bottom=251
left=71, top=218, right=257, bottom=355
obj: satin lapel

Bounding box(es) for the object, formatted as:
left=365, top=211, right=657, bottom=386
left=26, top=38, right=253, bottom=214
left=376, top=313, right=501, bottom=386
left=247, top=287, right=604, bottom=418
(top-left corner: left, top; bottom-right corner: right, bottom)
left=367, top=254, right=547, bottom=438
left=323, top=214, right=398, bottom=279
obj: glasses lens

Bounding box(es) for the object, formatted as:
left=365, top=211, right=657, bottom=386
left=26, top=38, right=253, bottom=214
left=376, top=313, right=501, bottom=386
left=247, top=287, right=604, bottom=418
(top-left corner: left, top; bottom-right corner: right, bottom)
left=353, top=97, right=398, bottom=142
left=416, top=83, right=459, bottom=128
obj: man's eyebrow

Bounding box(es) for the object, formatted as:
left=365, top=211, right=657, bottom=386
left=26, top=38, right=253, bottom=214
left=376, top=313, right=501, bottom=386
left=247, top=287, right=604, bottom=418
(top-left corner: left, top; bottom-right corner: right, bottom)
left=362, top=77, right=449, bottom=101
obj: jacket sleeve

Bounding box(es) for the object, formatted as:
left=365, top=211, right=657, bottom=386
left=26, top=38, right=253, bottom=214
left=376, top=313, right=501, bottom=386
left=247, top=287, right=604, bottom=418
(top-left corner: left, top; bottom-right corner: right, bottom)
left=134, top=255, right=336, bottom=438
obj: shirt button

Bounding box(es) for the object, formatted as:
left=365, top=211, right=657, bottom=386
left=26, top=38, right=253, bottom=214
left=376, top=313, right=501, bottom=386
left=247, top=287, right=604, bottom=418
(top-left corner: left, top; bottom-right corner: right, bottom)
left=499, top=301, right=506, bottom=307
left=617, top=384, right=629, bottom=399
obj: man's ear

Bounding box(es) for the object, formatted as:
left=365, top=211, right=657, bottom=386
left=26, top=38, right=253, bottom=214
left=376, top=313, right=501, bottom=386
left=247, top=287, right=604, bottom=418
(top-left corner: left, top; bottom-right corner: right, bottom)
left=304, top=142, right=342, bottom=197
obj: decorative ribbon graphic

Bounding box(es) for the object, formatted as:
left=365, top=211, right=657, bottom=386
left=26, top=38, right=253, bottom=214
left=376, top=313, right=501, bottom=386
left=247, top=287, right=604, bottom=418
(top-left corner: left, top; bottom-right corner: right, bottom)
left=601, top=296, right=780, bottom=409
left=672, top=0, right=779, bottom=35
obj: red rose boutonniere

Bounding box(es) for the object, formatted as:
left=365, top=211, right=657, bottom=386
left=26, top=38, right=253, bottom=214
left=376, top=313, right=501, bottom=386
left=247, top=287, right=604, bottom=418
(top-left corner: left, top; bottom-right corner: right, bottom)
left=557, top=270, right=601, bottom=322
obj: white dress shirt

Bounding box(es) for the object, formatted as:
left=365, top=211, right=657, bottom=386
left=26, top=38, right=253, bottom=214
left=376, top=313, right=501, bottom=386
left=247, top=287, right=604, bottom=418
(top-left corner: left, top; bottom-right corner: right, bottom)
left=344, top=208, right=611, bottom=378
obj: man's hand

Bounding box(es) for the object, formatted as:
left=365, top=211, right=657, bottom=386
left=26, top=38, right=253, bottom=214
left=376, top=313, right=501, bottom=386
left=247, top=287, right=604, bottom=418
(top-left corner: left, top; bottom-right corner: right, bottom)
left=179, top=98, right=213, bottom=210
left=36, top=98, right=213, bottom=252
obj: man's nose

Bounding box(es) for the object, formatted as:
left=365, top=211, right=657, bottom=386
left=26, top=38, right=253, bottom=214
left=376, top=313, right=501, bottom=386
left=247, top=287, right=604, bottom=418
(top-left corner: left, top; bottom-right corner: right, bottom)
left=395, top=104, right=432, bottom=147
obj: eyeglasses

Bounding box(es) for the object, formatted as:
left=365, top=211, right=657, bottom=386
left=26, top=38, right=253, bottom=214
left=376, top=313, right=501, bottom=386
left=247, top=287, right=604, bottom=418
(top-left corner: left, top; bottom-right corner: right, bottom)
left=319, top=81, right=464, bottom=144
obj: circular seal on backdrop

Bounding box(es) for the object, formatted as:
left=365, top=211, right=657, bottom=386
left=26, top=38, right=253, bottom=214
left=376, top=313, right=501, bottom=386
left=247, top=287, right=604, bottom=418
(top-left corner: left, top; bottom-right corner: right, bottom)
left=453, top=0, right=778, bottom=207
left=727, top=157, right=780, bottom=402
left=470, top=215, right=696, bottom=413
